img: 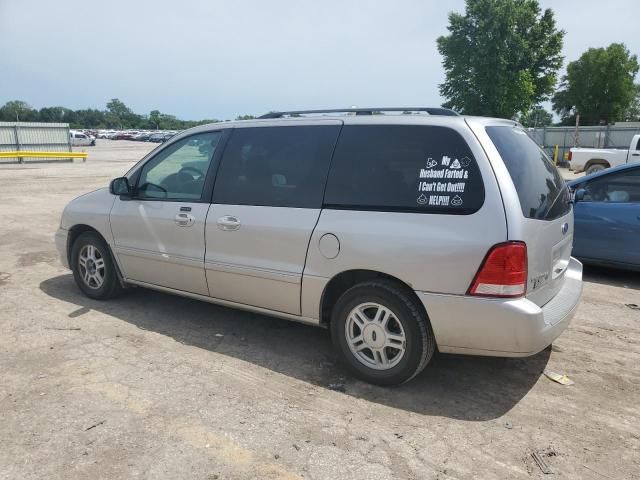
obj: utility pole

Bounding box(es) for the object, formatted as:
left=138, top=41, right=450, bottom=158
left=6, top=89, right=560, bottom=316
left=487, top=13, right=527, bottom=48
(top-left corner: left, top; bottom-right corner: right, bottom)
left=573, top=112, right=580, bottom=147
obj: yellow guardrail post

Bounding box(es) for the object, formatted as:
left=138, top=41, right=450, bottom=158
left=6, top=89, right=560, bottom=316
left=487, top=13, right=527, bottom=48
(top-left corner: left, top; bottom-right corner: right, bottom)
left=553, top=145, right=559, bottom=165
left=0, top=151, right=88, bottom=160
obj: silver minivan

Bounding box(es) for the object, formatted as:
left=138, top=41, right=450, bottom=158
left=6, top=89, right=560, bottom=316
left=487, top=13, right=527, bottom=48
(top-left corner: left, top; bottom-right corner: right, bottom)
left=55, top=108, right=583, bottom=385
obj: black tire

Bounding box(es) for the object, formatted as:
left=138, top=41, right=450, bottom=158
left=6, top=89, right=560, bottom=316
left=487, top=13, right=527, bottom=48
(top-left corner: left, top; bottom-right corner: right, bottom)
left=330, top=280, right=436, bottom=386
left=70, top=231, right=123, bottom=300
left=585, top=164, right=606, bottom=175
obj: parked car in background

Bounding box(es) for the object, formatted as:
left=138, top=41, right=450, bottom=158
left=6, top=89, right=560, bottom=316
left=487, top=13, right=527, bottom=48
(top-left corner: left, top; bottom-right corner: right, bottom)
left=568, top=163, right=640, bottom=271
left=568, top=134, right=640, bottom=175
left=69, top=130, right=95, bottom=146
left=160, top=132, right=177, bottom=142
left=55, top=108, right=583, bottom=385
left=112, top=132, right=138, bottom=140
left=147, top=133, right=165, bottom=143
left=132, top=132, right=151, bottom=141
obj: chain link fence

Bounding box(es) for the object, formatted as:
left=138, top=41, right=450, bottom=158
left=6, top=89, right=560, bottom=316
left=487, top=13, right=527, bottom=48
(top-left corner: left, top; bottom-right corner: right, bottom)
left=528, top=124, right=640, bottom=165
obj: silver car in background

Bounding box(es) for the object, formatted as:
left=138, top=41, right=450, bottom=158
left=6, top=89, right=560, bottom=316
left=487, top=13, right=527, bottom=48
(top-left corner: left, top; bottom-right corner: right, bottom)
left=55, top=108, right=583, bottom=385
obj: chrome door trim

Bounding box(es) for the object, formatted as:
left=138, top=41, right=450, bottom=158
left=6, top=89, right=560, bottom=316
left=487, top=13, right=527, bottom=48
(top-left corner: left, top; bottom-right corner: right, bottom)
left=124, top=278, right=321, bottom=326
left=204, top=259, right=300, bottom=284
left=114, top=245, right=204, bottom=269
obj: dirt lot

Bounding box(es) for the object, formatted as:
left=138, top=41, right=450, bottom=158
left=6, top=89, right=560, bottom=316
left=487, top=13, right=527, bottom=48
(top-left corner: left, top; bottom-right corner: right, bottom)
left=1, top=141, right=639, bottom=480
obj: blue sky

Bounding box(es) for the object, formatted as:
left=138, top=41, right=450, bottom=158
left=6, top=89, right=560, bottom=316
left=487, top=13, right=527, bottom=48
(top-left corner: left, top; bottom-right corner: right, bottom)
left=1, top=0, right=638, bottom=120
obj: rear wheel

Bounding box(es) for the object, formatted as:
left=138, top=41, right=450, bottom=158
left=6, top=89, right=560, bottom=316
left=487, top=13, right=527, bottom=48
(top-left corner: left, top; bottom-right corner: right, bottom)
left=330, top=280, right=435, bottom=386
left=71, top=232, right=122, bottom=300
left=585, top=163, right=606, bottom=175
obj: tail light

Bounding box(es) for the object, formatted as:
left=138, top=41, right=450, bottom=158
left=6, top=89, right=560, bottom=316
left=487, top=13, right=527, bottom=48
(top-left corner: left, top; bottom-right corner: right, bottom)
left=567, top=150, right=572, bottom=161
left=468, top=242, right=528, bottom=298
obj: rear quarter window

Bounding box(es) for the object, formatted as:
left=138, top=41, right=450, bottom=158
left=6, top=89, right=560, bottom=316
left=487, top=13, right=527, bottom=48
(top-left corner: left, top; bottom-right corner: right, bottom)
left=324, top=125, right=484, bottom=214
left=486, top=126, right=570, bottom=220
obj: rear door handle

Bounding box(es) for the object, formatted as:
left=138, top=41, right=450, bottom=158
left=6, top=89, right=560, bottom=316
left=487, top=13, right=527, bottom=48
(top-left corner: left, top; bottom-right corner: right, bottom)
left=217, top=215, right=241, bottom=231
left=175, top=213, right=195, bottom=227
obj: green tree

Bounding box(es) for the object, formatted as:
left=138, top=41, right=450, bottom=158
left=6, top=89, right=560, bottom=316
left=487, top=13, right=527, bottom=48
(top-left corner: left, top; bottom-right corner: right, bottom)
left=38, top=106, right=70, bottom=123
left=72, top=108, right=106, bottom=128
left=148, top=110, right=162, bottom=129
left=105, top=98, right=141, bottom=128
left=624, top=86, right=640, bottom=122
left=437, top=0, right=564, bottom=118
left=0, top=100, right=37, bottom=121
left=1, top=99, right=219, bottom=129
left=235, top=114, right=256, bottom=120
left=519, top=105, right=553, bottom=127
left=553, top=43, right=639, bottom=125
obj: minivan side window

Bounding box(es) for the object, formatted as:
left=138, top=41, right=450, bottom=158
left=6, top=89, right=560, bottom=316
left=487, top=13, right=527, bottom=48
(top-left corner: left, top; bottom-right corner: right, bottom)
left=324, top=125, right=484, bottom=213
left=213, top=126, right=340, bottom=208
left=136, top=131, right=222, bottom=201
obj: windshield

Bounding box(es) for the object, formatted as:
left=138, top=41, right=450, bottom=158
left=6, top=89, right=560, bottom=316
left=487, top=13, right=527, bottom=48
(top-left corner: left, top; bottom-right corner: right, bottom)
left=486, top=126, right=571, bottom=220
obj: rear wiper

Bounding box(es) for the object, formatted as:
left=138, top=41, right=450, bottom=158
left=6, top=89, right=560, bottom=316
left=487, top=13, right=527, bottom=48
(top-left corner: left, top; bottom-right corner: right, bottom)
left=543, top=184, right=570, bottom=220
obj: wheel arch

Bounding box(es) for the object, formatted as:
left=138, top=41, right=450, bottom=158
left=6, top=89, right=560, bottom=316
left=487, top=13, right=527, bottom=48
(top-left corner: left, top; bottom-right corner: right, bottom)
left=67, top=224, right=125, bottom=283
left=584, top=158, right=610, bottom=170
left=319, top=269, right=428, bottom=327
left=67, top=224, right=103, bottom=261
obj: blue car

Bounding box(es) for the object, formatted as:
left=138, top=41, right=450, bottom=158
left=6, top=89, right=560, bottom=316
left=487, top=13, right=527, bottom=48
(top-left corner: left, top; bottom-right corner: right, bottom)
left=568, top=163, right=640, bottom=271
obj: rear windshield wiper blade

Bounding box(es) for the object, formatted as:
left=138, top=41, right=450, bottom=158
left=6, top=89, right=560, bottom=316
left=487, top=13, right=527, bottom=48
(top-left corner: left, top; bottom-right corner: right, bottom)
left=543, top=184, right=570, bottom=220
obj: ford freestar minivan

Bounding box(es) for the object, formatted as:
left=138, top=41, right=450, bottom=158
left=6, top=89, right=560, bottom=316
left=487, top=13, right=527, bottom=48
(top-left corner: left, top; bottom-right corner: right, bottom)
left=56, top=108, right=583, bottom=385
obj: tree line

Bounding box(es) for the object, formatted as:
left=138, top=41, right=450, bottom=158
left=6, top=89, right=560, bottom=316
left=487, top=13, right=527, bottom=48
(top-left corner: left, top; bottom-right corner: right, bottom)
left=0, top=98, right=256, bottom=130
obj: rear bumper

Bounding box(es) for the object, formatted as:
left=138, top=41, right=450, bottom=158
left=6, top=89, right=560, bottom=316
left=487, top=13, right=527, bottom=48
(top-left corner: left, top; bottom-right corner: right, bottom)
left=417, top=257, right=583, bottom=357
left=55, top=227, right=69, bottom=269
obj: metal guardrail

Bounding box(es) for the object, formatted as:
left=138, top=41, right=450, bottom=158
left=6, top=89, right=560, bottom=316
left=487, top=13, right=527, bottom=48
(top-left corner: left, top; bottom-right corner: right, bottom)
left=0, top=151, right=87, bottom=160
left=0, top=121, right=74, bottom=163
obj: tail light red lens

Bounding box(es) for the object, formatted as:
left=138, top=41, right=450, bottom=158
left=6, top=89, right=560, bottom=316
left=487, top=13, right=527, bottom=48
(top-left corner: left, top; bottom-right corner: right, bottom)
left=567, top=150, right=572, bottom=161
left=468, top=242, right=528, bottom=298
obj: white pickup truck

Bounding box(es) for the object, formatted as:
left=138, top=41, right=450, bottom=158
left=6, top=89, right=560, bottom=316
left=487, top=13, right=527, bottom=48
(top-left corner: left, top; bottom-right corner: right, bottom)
left=69, top=130, right=96, bottom=147
left=569, top=134, right=640, bottom=175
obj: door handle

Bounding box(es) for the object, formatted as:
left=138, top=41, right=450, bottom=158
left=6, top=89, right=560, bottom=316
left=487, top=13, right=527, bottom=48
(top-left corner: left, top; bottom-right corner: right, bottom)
left=175, top=213, right=195, bottom=227
left=217, top=215, right=241, bottom=231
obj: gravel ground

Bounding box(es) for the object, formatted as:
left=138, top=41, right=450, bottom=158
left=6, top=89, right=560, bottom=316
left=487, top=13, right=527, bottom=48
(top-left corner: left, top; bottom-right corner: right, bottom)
left=0, top=140, right=638, bottom=480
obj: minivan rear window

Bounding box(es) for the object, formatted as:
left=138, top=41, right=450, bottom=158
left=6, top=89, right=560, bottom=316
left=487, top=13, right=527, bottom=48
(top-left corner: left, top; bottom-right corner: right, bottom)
left=486, top=126, right=571, bottom=220
left=324, top=125, right=484, bottom=214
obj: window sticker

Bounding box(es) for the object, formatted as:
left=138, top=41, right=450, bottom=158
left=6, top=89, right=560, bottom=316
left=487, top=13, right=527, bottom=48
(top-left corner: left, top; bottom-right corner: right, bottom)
left=416, top=155, right=474, bottom=208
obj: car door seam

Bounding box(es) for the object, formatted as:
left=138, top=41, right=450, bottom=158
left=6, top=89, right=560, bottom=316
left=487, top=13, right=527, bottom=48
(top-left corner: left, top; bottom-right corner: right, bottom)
left=203, top=203, right=213, bottom=295
left=300, top=122, right=344, bottom=313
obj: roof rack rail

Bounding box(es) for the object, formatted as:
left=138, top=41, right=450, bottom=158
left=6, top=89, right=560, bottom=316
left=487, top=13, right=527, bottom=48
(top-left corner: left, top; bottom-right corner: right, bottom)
left=258, top=107, right=458, bottom=119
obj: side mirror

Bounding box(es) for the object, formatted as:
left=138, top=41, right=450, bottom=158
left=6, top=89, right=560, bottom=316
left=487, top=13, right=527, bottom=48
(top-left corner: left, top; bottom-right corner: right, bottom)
left=109, top=177, right=131, bottom=196
left=574, top=188, right=586, bottom=202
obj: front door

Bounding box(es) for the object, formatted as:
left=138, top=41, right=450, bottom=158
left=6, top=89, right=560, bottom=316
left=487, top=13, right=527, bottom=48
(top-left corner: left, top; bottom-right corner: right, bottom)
left=574, top=166, right=640, bottom=266
left=110, top=130, right=224, bottom=295
left=204, top=123, right=341, bottom=315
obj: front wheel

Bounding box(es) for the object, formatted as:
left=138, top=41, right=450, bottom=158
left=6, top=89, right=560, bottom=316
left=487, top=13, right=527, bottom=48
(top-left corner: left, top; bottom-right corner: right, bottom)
left=330, top=280, right=436, bottom=386
left=71, top=232, right=122, bottom=300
